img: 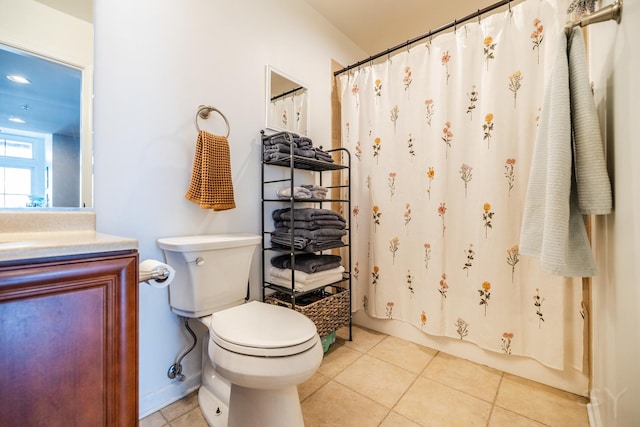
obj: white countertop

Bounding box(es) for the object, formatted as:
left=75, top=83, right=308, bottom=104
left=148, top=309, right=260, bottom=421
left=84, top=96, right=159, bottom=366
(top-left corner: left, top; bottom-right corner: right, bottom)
left=0, top=211, right=138, bottom=262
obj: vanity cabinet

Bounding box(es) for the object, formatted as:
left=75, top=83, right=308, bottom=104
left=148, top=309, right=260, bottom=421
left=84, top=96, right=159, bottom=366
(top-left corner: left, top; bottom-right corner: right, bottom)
left=0, top=250, right=139, bottom=427
left=260, top=130, right=352, bottom=340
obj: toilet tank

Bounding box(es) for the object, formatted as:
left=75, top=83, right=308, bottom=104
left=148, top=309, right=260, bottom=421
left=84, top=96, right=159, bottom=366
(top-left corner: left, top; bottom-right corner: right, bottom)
left=157, top=234, right=261, bottom=318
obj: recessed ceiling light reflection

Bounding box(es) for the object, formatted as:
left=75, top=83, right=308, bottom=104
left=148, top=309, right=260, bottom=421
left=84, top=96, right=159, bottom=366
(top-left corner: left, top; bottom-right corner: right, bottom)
left=6, top=75, right=31, bottom=84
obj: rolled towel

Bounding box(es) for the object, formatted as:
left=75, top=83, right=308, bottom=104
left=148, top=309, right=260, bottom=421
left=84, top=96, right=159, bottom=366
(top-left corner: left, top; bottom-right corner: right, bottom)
left=276, top=186, right=313, bottom=199
left=263, top=133, right=298, bottom=146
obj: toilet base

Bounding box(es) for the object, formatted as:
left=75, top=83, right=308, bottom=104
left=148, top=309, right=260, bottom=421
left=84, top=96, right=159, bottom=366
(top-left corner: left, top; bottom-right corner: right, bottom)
left=228, top=384, right=304, bottom=427
left=198, top=386, right=228, bottom=427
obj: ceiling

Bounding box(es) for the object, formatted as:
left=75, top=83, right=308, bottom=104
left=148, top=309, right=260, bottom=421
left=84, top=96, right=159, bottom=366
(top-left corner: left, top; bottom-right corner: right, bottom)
left=303, top=0, right=501, bottom=56
left=0, top=0, right=90, bottom=138
left=0, top=45, right=82, bottom=137
left=0, top=0, right=502, bottom=138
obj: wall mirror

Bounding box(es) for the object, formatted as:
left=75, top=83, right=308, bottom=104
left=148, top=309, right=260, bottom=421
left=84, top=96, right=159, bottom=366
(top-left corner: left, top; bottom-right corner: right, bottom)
left=265, top=65, right=308, bottom=136
left=0, top=1, right=93, bottom=209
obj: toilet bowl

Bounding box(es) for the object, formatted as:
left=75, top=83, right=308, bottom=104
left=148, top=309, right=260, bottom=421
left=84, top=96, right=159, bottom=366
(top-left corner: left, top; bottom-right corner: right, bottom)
left=200, top=301, right=323, bottom=426
left=157, top=234, right=323, bottom=427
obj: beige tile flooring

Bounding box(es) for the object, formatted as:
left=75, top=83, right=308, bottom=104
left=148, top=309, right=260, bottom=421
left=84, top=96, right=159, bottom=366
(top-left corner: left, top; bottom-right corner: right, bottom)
left=141, top=325, right=589, bottom=427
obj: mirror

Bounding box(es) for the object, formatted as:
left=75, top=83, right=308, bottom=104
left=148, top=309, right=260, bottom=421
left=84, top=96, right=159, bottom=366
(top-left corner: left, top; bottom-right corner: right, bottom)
left=266, top=66, right=308, bottom=136
left=0, top=1, right=93, bottom=209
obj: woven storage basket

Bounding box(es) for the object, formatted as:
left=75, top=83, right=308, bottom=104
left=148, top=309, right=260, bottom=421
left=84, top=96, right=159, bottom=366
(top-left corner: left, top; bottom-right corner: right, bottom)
left=265, top=287, right=350, bottom=336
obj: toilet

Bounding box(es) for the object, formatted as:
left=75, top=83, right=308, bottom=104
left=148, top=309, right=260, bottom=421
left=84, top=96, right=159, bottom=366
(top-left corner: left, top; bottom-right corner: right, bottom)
left=158, top=234, right=323, bottom=427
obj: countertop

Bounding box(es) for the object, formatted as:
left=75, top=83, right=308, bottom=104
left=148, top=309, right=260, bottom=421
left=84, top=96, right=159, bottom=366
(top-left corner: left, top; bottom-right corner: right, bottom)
left=0, top=210, right=138, bottom=262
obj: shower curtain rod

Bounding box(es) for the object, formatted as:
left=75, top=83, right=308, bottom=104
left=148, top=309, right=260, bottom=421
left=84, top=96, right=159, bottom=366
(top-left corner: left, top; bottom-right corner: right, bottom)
left=334, top=0, right=623, bottom=76
left=271, top=86, right=304, bottom=102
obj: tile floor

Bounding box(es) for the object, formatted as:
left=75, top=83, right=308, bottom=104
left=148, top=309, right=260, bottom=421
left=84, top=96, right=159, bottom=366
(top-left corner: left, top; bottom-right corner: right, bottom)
left=140, top=325, right=590, bottom=427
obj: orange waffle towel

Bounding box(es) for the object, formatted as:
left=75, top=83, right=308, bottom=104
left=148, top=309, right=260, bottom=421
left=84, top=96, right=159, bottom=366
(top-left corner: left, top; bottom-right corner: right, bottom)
left=185, top=130, right=236, bottom=211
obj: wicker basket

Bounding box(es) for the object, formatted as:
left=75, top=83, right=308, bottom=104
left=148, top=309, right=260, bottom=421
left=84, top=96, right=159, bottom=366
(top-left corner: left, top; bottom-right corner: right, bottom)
left=265, top=287, right=350, bottom=336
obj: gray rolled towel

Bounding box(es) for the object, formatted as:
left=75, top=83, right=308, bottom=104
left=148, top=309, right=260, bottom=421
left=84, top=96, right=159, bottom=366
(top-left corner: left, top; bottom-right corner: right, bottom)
left=264, top=133, right=298, bottom=146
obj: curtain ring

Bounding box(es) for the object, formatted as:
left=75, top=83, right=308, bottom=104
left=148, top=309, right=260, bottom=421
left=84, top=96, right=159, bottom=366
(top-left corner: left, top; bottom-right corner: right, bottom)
left=477, top=9, right=481, bottom=23
left=454, top=19, right=457, bottom=33
left=508, top=0, right=512, bottom=13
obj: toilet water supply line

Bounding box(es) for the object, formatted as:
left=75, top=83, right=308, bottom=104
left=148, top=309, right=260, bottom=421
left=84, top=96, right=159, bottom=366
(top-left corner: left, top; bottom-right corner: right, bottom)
left=166, top=281, right=251, bottom=380
left=168, top=316, right=197, bottom=381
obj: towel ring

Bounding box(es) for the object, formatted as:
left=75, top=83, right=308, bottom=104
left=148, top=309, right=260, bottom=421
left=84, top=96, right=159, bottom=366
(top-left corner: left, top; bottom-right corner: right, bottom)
left=195, top=105, right=230, bottom=137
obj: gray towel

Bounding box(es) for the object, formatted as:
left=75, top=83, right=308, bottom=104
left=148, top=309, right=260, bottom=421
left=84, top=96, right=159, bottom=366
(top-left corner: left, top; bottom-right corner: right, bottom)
left=263, top=133, right=297, bottom=146
left=568, top=28, right=612, bottom=215
left=274, top=227, right=347, bottom=239
left=275, top=219, right=346, bottom=230
left=270, top=253, right=342, bottom=274
left=520, top=29, right=606, bottom=277
left=272, top=208, right=346, bottom=222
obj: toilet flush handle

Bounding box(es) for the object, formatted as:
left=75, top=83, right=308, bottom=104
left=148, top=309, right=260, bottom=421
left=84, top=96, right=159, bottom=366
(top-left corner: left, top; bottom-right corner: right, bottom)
left=188, top=257, right=205, bottom=266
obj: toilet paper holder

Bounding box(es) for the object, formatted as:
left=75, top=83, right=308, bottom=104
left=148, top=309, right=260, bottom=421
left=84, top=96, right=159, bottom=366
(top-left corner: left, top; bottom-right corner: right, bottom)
left=138, top=267, right=171, bottom=283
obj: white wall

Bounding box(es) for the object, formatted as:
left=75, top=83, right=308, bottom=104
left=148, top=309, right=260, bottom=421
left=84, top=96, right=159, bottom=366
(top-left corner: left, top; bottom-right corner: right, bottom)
left=93, top=0, right=365, bottom=417
left=589, top=1, right=640, bottom=425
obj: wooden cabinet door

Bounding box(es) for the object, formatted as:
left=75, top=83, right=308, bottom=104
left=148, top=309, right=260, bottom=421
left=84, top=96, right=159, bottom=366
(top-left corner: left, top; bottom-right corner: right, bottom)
left=0, top=252, right=138, bottom=427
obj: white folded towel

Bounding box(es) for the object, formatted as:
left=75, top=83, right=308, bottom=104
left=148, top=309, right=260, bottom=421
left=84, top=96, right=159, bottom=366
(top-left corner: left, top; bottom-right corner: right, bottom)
left=520, top=28, right=610, bottom=277
left=268, top=272, right=345, bottom=292
left=268, top=265, right=345, bottom=284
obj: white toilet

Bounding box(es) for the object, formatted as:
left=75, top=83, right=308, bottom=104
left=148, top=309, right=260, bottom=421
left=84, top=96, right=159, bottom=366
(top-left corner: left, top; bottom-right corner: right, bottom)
left=158, top=234, right=323, bottom=427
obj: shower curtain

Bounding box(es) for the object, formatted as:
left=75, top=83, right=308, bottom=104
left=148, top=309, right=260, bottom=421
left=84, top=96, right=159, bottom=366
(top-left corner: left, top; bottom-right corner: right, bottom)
left=339, top=0, right=583, bottom=370
left=270, top=91, right=308, bottom=135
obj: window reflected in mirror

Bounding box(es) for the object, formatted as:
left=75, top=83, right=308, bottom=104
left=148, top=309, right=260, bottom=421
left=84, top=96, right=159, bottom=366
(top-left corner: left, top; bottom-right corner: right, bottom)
left=0, top=44, right=85, bottom=208
left=266, top=66, right=308, bottom=136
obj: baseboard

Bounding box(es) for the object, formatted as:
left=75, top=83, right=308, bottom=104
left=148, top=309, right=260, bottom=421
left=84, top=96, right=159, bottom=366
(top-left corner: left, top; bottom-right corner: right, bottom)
left=138, top=373, right=201, bottom=419
left=587, top=391, right=603, bottom=427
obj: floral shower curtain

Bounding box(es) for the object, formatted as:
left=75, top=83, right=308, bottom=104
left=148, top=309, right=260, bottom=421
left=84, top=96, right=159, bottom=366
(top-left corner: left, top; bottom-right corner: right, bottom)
left=339, top=0, right=583, bottom=369
left=270, top=91, right=308, bottom=135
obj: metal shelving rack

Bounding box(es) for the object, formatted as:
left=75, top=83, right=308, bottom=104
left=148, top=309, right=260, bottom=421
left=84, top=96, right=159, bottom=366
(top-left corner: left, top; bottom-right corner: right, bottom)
left=260, top=130, right=352, bottom=340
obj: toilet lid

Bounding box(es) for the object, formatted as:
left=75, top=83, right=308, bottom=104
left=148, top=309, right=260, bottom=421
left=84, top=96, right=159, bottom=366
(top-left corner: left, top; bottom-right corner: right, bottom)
left=209, top=301, right=319, bottom=357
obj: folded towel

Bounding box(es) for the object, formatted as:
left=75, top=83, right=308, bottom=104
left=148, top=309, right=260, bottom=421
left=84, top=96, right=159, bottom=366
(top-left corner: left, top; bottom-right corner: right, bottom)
left=271, top=239, right=345, bottom=253
left=271, top=233, right=308, bottom=249
left=185, top=130, right=236, bottom=211
left=314, top=148, right=335, bottom=163
left=263, top=151, right=292, bottom=162
left=274, top=227, right=347, bottom=239
left=269, top=265, right=345, bottom=284
left=270, top=253, right=342, bottom=273
left=519, top=29, right=597, bottom=277
left=275, top=219, right=346, bottom=230
left=267, top=272, right=344, bottom=292
left=272, top=208, right=346, bottom=222
left=567, top=28, right=612, bottom=215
